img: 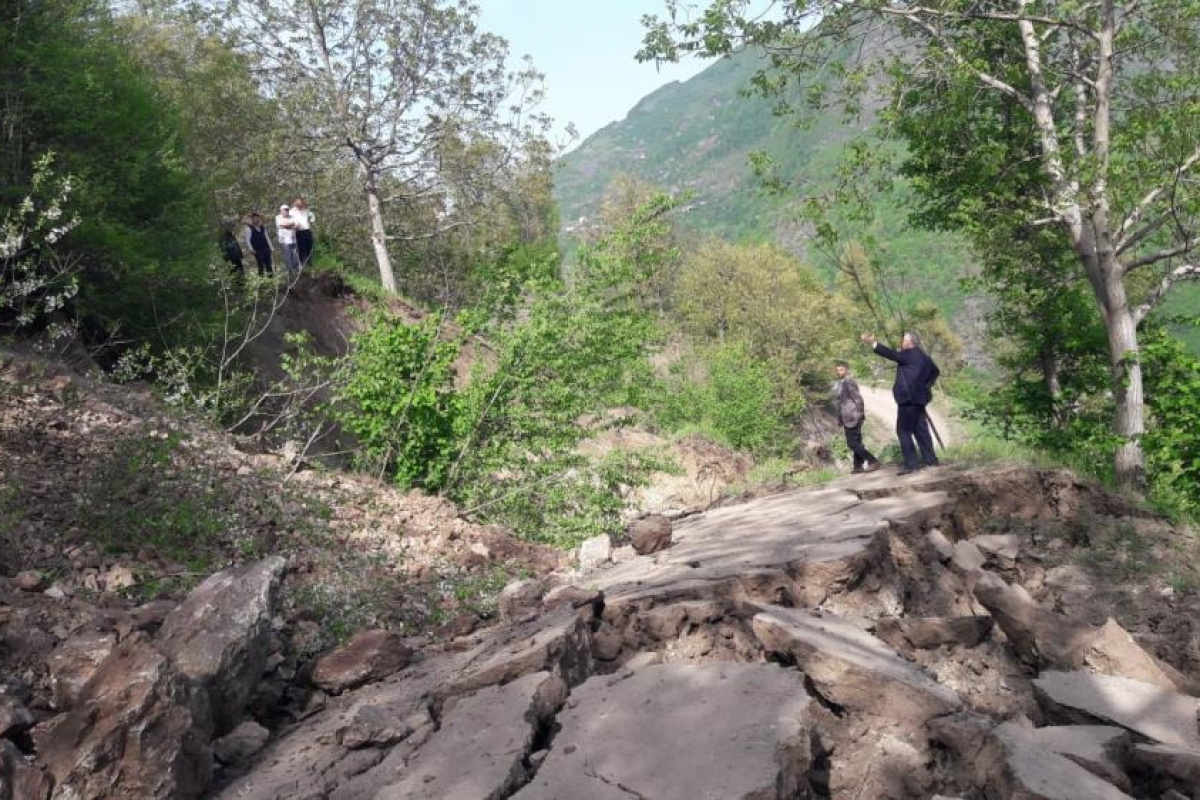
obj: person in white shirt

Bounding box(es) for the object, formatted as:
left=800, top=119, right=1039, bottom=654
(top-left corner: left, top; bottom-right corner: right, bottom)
left=245, top=212, right=273, bottom=275
left=291, top=197, right=315, bottom=267
left=275, top=204, right=299, bottom=275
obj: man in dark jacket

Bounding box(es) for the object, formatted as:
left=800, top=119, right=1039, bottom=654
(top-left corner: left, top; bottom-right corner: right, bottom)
left=862, top=331, right=941, bottom=474
left=834, top=361, right=880, bottom=473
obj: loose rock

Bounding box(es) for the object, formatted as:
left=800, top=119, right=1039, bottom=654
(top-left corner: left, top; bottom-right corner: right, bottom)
left=577, top=534, right=612, bottom=569
left=629, top=514, right=672, bottom=555
left=311, top=629, right=414, bottom=694
left=874, top=615, right=994, bottom=651
left=13, top=571, right=45, bottom=592
left=1033, top=670, right=1200, bottom=749
left=213, top=721, right=270, bottom=766
left=497, top=579, right=545, bottom=624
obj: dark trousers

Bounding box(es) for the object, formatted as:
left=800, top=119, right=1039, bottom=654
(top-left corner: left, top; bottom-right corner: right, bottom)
left=843, top=423, right=876, bottom=468
left=253, top=247, right=273, bottom=276
left=296, top=230, right=313, bottom=266
left=897, top=404, right=938, bottom=469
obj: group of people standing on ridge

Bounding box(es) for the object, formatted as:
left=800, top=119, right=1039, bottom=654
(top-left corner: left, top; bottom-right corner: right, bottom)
left=834, top=331, right=942, bottom=476
left=220, top=198, right=315, bottom=278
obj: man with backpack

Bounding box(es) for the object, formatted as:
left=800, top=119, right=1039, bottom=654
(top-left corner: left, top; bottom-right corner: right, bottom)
left=862, top=331, right=941, bottom=474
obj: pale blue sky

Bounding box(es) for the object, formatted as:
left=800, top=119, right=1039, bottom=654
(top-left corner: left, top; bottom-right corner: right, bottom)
left=476, top=1, right=708, bottom=149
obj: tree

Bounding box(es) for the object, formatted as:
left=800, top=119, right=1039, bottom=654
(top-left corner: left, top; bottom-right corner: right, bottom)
left=675, top=238, right=856, bottom=406
left=218, top=0, right=551, bottom=293
left=642, top=1, right=1200, bottom=490
left=1, top=0, right=213, bottom=347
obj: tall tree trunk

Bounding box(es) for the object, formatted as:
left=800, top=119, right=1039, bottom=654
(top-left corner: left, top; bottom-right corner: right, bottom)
left=363, top=172, right=397, bottom=294
left=1103, top=280, right=1147, bottom=491
left=1039, top=346, right=1063, bottom=426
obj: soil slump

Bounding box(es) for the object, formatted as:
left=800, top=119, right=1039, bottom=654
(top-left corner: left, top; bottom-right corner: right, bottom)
left=202, top=467, right=1200, bottom=799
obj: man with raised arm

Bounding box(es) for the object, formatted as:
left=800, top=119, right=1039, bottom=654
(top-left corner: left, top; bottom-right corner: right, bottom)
left=861, top=331, right=940, bottom=475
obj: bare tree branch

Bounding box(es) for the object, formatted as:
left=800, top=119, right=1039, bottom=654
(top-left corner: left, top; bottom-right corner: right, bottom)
left=1134, top=263, right=1200, bottom=324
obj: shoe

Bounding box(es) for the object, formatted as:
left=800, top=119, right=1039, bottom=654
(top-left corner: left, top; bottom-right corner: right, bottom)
left=924, top=459, right=940, bottom=468
left=863, top=462, right=881, bottom=473
left=852, top=466, right=864, bottom=474
left=898, top=467, right=920, bottom=476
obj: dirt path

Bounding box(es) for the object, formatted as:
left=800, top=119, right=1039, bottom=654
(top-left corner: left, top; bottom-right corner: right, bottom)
left=860, top=385, right=957, bottom=449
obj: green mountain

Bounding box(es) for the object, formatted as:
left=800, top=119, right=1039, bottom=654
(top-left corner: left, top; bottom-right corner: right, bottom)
left=553, top=49, right=976, bottom=316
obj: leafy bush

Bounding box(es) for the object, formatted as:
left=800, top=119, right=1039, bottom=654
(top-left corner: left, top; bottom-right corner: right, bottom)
left=335, top=313, right=461, bottom=490
left=333, top=196, right=676, bottom=546
left=654, top=340, right=790, bottom=455
left=1142, top=332, right=1200, bottom=519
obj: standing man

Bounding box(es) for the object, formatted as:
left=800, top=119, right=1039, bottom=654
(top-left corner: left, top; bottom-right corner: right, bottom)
left=862, top=331, right=941, bottom=474
left=291, top=197, right=314, bottom=268
left=834, top=361, right=880, bottom=474
left=275, top=204, right=299, bottom=276
left=245, top=212, right=273, bottom=276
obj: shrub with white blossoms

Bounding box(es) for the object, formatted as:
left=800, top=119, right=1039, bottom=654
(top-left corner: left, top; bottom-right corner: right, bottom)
left=1, top=152, right=81, bottom=329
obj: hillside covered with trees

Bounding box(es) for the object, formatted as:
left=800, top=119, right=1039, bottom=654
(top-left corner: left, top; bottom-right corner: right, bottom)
left=4, top=2, right=1200, bottom=797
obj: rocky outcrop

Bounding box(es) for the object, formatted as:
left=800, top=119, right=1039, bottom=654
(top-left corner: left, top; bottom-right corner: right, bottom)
left=157, top=557, right=285, bottom=733
left=32, top=634, right=213, bottom=800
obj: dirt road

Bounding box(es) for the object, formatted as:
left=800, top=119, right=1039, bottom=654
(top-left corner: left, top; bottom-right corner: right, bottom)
left=860, top=385, right=956, bottom=448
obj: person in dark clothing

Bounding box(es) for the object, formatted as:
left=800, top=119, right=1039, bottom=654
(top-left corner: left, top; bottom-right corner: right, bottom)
left=834, top=361, right=880, bottom=474
left=245, top=213, right=273, bottom=276
left=220, top=224, right=244, bottom=275
left=862, top=331, right=941, bottom=474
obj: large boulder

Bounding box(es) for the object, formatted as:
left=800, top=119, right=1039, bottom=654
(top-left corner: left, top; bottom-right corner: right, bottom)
left=310, top=630, right=414, bottom=694
left=33, top=634, right=213, bottom=800
left=158, top=557, right=285, bottom=733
